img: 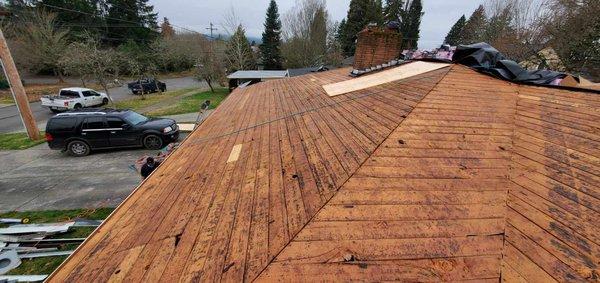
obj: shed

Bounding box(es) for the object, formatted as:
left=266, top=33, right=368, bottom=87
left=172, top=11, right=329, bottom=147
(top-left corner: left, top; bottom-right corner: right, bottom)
left=226, top=70, right=289, bottom=90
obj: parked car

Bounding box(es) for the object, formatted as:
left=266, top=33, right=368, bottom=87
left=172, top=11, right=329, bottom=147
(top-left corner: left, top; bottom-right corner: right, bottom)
left=45, top=109, right=179, bottom=157
left=127, top=78, right=166, bottom=95
left=41, top=88, right=109, bottom=113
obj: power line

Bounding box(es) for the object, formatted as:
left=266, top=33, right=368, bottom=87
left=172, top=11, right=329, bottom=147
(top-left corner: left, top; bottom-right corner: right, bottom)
left=37, top=3, right=156, bottom=30
left=92, top=1, right=206, bottom=36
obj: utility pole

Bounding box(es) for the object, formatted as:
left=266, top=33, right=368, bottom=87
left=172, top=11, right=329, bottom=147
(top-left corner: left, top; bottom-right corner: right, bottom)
left=0, top=29, right=40, bottom=140
left=206, top=22, right=218, bottom=38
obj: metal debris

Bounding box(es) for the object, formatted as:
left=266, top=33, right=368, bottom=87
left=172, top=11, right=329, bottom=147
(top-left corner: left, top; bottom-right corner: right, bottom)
left=0, top=275, right=48, bottom=282
left=18, top=250, right=74, bottom=259
left=0, top=219, right=29, bottom=225
left=72, top=219, right=102, bottom=227
left=0, top=250, right=21, bottom=275
left=0, top=222, right=74, bottom=235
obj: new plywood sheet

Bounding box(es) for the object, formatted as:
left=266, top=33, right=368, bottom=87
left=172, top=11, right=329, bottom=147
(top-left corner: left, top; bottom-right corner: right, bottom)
left=323, top=61, right=450, bottom=97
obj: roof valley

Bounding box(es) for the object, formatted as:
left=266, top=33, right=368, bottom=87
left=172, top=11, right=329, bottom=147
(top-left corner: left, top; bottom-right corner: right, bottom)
left=249, top=67, right=453, bottom=282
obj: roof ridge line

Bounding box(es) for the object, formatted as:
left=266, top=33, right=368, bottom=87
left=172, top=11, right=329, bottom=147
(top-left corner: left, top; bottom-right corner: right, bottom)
left=249, top=66, right=454, bottom=282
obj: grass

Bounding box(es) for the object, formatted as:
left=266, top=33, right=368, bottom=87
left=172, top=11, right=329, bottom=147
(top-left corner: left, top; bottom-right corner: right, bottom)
left=113, top=87, right=199, bottom=112
left=0, top=132, right=46, bottom=150
left=0, top=96, right=14, bottom=104
left=146, top=87, right=228, bottom=116
left=0, top=83, right=104, bottom=103
left=0, top=208, right=115, bottom=275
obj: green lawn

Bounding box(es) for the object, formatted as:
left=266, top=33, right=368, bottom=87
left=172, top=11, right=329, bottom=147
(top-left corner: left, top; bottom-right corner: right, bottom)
left=146, top=87, right=228, bottom=116
left=0, top=96, right=14, bottom=104
left=113, top=87, right=199, bottom=111
left=0, top=208, right=115, bottom=275
left=0, top=132, right=46, bottom=150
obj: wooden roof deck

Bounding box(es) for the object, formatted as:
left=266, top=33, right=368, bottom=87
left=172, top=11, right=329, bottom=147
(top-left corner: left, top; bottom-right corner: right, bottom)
left=49, top=64, right=599, bottom=282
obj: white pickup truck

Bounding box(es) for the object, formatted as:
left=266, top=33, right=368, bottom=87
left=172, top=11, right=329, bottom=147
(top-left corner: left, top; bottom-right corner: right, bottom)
left=41, top=87, right=110, bottom=113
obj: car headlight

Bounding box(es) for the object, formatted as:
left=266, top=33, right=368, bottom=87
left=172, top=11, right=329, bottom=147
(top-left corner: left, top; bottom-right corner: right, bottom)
left=163, top=126, right=173, bottom=133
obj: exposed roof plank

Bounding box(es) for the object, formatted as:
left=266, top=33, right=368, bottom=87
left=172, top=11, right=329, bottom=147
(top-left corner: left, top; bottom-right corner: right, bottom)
left=49, top=64, right=599, bottom=282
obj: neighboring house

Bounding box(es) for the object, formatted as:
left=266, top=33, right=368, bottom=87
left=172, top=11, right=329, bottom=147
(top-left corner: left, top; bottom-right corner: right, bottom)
left=49, top=27, right=598, bottom=283
left=520, top=47, right=567, bottom=72
left=287, top=66, right=329, bottom=77
left=226, top=70, right=288, bottom=90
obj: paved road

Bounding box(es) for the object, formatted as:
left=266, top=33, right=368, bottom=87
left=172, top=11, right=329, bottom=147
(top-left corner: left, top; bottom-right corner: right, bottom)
left=0, top=133, right=189, bottom=212
left=0, top=77, right=200, bottom=133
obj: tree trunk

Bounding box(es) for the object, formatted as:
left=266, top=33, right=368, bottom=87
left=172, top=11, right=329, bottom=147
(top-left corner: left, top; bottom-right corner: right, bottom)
left=56, top=69, right=65, bottom=83
left=102, top=84, right=115, bottom=107
left=207, top=79, right=214, bottom=92
left=139, top=75, right=146, bottom=100
left=80, top=77, right=87, bottom=88
left=154, top=77, right=162, bottom=95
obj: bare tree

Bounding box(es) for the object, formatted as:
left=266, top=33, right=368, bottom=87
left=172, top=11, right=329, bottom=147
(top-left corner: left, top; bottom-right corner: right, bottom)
left=225, top=25, right=256, bottom=72
left=60, top=39, right=121, bottom=105
left=281, top=0, right=331, bottom=68
left=195, top=42, right=226, bottom=92
left=221, top=6, right=242, bottom=37
left=152, top=32, right=207, bottom=72
left=542, top=0, right=600, bottom=78
left=9, top=9, right=69, bottom=82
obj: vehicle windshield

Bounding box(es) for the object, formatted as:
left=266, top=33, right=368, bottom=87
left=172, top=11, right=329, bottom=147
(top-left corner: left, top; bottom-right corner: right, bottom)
left=123, top=111, right=149, bottom=125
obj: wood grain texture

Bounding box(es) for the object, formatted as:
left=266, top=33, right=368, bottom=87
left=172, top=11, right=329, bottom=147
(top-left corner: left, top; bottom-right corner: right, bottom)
left=49, top=65, right=600, bottom=283
left=257, top=65, right=516, bottom=282
left=323, top=61, right=450, bottom=96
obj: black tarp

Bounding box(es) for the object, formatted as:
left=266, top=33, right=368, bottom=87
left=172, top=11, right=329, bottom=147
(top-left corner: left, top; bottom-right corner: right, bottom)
left=452, top=42, right=567, bottom=85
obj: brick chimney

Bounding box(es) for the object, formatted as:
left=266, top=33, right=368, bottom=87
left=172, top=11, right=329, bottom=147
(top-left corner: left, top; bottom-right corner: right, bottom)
left=353, top=25, right=402, bottom=71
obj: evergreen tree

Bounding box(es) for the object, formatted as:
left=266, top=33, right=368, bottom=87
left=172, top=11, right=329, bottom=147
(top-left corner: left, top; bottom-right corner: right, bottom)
left=460, top=5, right=487, bottom=44
left=341, top=0, right=381, bottom=56
left=444, top=15, right=466, bottom=46
left=160, top=17, right=175, bottom=38
left=226, top=25, right=256, bottom=72
left=38, top=0, right=103, bottom=38
left=483, top=7, right=512, bottom=44
left=106, top=0, right=159, bottom=45
left=260, top=0, right=283, bottom=70
left=309, top=6, right=328, bottom=60
left=384, top=0, right=404, bottom=23
left=401, top=0, right=422, bottom=49
left=367, top=0, right=384, bottom=26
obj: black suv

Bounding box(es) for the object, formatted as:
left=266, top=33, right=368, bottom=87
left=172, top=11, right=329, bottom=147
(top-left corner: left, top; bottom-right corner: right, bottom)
left=127, top=78, right=167, bottom=95
left=45, top=109, right=179, bottom=156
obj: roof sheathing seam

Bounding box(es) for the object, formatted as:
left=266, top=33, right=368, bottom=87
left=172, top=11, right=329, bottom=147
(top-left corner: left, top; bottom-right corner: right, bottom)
left=498, top=82, right=522, bottom=282
left=251, top=66, right=454, bottom=282
left=180, top=68, right=452, bottom=147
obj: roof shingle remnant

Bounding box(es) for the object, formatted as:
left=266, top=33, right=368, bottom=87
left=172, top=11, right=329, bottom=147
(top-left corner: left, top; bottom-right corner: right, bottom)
left=48, top=63, right=599, bottom=282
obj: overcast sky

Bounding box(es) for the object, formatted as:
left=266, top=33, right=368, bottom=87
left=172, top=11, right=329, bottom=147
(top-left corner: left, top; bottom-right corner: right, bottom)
left=150, top=0, right=482, bottom=50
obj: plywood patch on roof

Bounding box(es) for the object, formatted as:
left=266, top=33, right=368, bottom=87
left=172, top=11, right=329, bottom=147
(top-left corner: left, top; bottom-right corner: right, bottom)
left=227, top=144, right=243, bottom=163
left=322, top=61, right=450, bottom=97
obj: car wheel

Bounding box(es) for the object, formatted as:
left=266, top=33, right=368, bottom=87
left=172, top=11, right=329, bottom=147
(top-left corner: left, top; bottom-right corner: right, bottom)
left=67, top=140, right=90, bottom=157
left=102, top=98, right=109, bottom=105
left=143, top=134, right=163, bottom=150
left=161, top=87, right=166, bottom=92
left=74, top=103, right=82, bottom=110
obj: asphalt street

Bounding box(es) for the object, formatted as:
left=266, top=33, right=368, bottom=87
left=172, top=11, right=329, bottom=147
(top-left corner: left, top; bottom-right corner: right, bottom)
left=0, top=76, right=200, bottom=133
left=0, top=133, right=189, bottom=212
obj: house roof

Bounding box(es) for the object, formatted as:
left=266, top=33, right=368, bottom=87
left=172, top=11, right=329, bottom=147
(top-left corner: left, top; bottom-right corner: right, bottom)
left=227, top=70, right=289, bottom=79
left=49, top=63, right=599, bottom=282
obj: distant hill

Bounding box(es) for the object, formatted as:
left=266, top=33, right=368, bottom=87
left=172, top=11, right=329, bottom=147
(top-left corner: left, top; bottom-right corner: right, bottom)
left=203, top=33, right=263, bottom=45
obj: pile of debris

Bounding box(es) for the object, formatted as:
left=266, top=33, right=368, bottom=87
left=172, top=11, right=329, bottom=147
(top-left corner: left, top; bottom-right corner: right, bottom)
left=0, top=218, right=101, bottom=282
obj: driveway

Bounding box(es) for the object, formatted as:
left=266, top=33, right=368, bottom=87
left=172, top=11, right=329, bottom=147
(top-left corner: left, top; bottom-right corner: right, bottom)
left=0, top=136, right=187, bottom=212
left=0, top=77, right=201, bottom=133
